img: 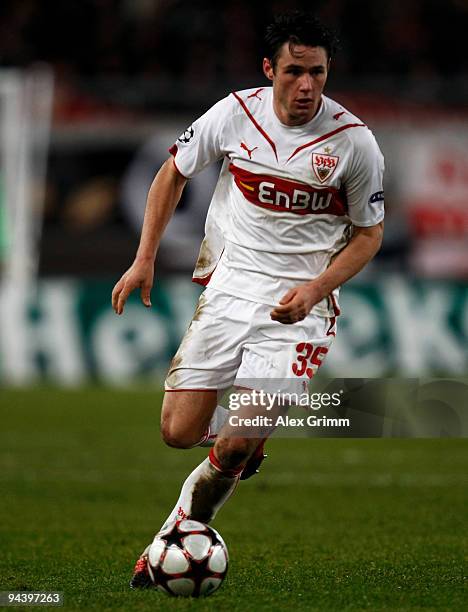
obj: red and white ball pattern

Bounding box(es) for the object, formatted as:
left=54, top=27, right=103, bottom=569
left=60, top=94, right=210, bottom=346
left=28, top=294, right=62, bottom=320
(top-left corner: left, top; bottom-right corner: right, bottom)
left=147, top=519, right=228, bottom=597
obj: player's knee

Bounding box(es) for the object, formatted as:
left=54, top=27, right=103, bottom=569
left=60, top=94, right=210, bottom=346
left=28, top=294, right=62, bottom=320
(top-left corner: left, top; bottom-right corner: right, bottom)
left=160, top=419, right=203, bottom=449
left=214, top=437, right=252, bottom=470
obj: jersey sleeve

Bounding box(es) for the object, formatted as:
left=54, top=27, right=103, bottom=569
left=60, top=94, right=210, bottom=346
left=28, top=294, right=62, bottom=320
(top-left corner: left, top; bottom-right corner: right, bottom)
left=344, top=127, right=385, bottom=227
left=169, top=96, right=230, bottom=179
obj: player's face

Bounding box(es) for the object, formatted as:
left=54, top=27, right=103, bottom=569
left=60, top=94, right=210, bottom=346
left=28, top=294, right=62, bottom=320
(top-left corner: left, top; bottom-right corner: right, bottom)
left=263, top=43, right=329, bottom=126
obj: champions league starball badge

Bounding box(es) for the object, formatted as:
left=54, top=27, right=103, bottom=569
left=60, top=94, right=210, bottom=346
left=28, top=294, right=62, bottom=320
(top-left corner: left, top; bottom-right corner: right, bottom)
left=178, top=126, right=194, bottom=143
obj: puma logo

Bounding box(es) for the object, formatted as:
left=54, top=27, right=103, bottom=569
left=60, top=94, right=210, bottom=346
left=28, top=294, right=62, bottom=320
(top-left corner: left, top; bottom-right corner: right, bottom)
left=240, top=142, right=258, bottom=159
left=247, top=88, right=264, bottom=100
left=333, top=111, right=347, bottom=120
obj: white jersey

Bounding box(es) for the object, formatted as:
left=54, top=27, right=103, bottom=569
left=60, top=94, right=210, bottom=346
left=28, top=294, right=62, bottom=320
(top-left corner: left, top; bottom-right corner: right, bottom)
left=170, top=87, right=385, bottom=317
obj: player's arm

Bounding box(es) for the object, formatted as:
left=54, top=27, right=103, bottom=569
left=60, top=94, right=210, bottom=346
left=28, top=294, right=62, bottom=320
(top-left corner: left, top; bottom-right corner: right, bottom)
left=272, top=126, right=385, bottom=325
left=112, top=158, right=187, bottom=315
left=270, top=221, right=383, bottom=324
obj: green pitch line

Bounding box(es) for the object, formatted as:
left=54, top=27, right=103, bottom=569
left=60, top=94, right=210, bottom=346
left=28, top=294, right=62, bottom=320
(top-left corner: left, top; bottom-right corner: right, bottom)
left=1, top=388, right=467, bottom=611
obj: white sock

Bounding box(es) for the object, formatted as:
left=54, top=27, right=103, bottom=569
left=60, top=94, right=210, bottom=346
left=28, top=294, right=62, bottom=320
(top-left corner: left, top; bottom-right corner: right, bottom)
left=159, top=450, right=241, bottom=532
left=199, top=405, right=230, bottom=447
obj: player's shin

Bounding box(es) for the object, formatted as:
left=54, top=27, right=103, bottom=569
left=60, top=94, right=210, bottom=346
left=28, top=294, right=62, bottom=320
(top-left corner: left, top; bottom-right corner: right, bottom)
left=159, top=449, right=241, bottom=531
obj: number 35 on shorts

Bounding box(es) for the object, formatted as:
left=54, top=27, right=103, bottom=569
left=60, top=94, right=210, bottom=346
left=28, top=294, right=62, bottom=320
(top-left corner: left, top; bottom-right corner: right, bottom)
left=292, top=342, right=329, bottom=379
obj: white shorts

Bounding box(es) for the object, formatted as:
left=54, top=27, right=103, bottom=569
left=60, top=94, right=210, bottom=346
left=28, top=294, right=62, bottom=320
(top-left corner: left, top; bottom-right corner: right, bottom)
left=165, top=288, right=336, bottom=394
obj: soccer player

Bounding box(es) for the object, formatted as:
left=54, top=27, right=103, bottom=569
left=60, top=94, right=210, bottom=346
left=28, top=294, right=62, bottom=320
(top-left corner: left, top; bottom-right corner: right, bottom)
left=111, top=11, right=384, bottom=587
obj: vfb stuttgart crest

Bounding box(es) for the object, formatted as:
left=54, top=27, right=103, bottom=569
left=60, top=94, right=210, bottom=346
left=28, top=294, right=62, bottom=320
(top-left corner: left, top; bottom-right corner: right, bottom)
left=312, top=152, right=339, bottom=183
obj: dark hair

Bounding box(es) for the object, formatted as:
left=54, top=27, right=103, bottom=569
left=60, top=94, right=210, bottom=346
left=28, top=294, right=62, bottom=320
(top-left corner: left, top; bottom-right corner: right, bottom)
left=264, top=11, right=339, bottom=67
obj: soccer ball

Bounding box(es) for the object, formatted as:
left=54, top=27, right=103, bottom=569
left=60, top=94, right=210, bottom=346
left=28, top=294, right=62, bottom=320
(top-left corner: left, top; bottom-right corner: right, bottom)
left=147, top=519, right=229, bottom=597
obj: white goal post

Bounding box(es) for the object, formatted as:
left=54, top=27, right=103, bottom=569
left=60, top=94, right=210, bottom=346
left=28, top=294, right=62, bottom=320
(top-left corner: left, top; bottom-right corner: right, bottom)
left=0, top=66, right=54, bottom=285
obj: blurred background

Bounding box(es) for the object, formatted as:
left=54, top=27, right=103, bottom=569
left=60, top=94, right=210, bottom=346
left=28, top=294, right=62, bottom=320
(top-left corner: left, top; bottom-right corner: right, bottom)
left=0, top=0, right=467, bottom=385
left=2, top=7, right=466, bottom=607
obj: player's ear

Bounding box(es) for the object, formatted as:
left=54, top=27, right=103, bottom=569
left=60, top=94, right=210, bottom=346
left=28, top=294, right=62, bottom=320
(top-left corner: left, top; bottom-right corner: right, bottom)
left=263, top=58, right=274, bottom=81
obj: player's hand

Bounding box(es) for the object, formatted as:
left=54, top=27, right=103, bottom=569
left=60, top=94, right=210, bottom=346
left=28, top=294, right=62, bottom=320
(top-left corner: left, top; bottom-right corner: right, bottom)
left=111, top=258, right=154, bottom=315
left=270, top=282, right=324, bottom=325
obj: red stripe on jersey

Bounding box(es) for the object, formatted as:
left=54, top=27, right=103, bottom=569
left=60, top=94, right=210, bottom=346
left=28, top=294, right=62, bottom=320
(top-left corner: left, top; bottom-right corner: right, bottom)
left=232, top=91, right=278, bottom=162
left=168, top=144, right=189, bottom=178
left=165, top=388, right=219, bottom=392
left=328, top=293, right=341, bottom=316
left=287, top=123, right=366, bottom=161
left=229, top=163, right=347, bottom=216
left=326, top=316, right=336, bottom=336
left=192, top=248, right=224, bottom=286
left=192, top=271, right=214, bottom=286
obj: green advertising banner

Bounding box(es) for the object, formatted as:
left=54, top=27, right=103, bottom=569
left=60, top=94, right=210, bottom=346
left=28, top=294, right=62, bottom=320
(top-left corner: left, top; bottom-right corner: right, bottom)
left=0, top=276, right=467, bottom=385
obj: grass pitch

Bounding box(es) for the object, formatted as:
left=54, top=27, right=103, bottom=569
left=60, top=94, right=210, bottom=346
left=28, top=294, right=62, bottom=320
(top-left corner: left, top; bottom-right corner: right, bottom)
left=1, top=388, right=467, bottom=611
